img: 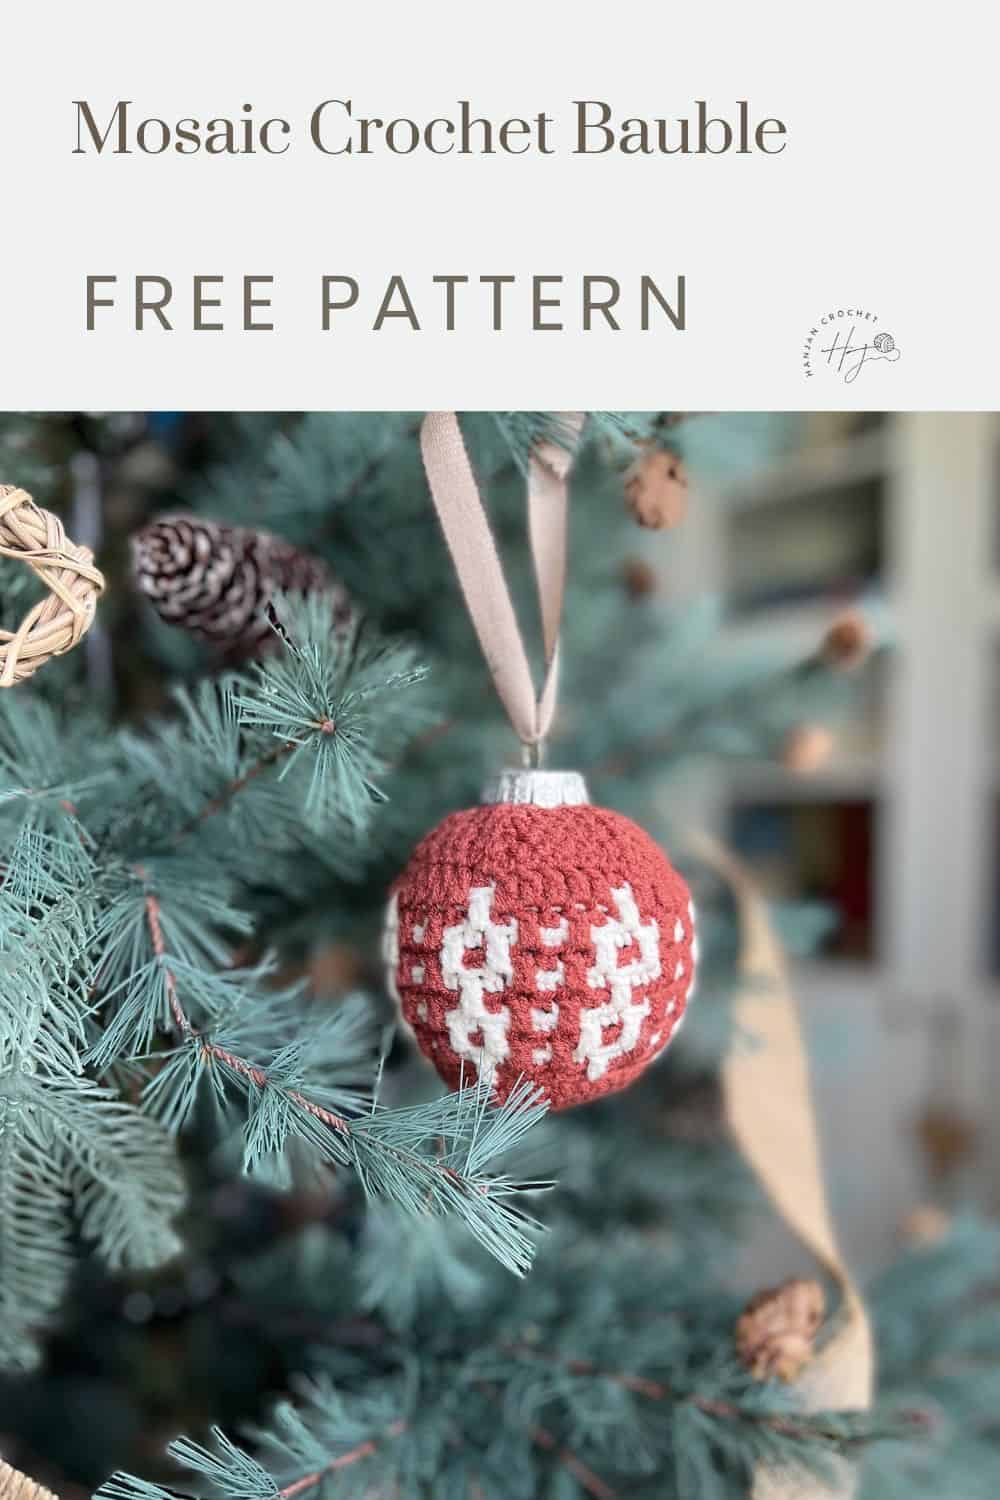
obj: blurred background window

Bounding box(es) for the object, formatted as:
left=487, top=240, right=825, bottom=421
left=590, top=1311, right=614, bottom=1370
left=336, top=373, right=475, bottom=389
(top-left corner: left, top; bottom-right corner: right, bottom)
left=685, top=412, right=1000, bottom=1262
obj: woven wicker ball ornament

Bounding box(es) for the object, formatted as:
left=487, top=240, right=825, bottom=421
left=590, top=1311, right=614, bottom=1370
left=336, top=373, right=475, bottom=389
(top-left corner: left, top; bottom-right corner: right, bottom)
left=385, top=770, right=697, bottom=1110
left=0, top=1459, right=60, bottom=1500
left=0, top=486, right=105, bottom=687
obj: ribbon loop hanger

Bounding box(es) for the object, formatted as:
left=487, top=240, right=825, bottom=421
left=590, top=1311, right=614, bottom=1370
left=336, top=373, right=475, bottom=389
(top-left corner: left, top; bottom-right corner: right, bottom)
left=420, top=411, right=583, bottom=756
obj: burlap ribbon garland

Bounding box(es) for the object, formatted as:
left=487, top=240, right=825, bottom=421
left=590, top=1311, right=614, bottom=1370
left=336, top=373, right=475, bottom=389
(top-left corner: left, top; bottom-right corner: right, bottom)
left=698, top=833, right=874, bottom=1499
left=0, top=485, right=105, bottom=687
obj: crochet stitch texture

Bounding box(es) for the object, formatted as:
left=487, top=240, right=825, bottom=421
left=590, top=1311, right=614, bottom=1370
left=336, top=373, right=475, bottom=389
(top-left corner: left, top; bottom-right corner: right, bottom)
left=388, top=803, right=697, bottom=1110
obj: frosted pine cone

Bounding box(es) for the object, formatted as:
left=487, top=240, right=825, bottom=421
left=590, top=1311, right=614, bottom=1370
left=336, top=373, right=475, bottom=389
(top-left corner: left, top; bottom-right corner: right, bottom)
left=623, top=447, right=689, bottom=530
left=131, top=515, right=352, bottom=656
left=821, top=611, right=872, bottom=673
left=735, top=1278, right=825, bottom=1382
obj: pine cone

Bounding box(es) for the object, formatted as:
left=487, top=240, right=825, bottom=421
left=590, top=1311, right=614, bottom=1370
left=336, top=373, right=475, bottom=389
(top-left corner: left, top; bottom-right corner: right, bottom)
left=622, top=557, right=660, bottom=599
left=915, top=1105, right=978, bottom=1180
left=131, top=515, right=352, bottom=656
left=821, top=611, right=872, bottom=673
left=735, top=1277, right=825, bottom=1382
left=624, top=447, right=689, bottom=530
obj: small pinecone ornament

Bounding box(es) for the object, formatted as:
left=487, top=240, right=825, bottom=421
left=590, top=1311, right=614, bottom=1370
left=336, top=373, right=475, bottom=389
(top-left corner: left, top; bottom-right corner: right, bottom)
left=735, top=1278, right=825, bottom=1382
left=622, top=556, right=660, bottom=599
left=624, top=446, right=689, bottom=529
left=131, top=514, right=352, bottom=656
left=821, top=611, right=872, bottom=673
left=384, top=769, right=697, bottom=1111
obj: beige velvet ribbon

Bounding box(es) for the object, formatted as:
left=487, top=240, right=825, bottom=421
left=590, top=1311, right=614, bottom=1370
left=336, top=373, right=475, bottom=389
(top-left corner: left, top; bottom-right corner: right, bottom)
left=695, top=834, right=874, bottom=1499
left=420, top=412, right=582, bottom=751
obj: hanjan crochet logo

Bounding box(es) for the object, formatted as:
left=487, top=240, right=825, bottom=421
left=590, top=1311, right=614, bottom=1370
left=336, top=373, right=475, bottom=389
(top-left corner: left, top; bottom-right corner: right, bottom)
left=802, top=306, right=901, bottom=384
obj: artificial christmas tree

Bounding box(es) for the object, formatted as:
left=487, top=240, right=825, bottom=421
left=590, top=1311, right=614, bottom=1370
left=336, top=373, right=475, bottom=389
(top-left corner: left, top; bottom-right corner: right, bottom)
left=0, top=410, right=996, bottom=1500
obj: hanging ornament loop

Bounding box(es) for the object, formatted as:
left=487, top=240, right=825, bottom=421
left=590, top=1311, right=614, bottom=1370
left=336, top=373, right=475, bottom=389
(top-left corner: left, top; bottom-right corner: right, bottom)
left=419, top=411, right=583, bottom=750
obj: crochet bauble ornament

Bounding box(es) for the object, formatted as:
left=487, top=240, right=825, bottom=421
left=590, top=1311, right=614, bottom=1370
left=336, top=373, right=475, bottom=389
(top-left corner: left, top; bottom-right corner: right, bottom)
left=385, top=769, right=697, bottom=1111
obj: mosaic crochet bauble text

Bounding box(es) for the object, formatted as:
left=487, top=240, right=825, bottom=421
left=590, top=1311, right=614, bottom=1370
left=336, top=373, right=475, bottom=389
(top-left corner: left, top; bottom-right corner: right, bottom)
left=386, top=775, right=697, bottom=1111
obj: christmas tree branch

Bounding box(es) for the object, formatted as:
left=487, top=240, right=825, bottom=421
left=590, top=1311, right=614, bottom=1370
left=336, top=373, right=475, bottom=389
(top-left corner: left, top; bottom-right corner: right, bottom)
left=139, top=873, right=359, bottom=1138
left=477, top=1382, right=618, bottom=1500
left=276, top=1419, right=407, bottom=1498
left=170, top=733, right=309, bottom=845
left=135, top=875, right=549, bottom=1274
left=523, top=1421, right=618, bottom=1500
left=499, top=1341, right=897, bottom=1449
left=140, top=877, right=194, bottom=1037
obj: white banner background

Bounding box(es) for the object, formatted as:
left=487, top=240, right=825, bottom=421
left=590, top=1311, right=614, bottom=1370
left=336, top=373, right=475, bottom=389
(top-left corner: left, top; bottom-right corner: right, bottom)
left=1, top=0, right=995, bottom=409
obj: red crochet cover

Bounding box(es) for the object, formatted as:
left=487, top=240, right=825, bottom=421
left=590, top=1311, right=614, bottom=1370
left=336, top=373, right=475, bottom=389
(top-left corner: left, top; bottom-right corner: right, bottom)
left=387, top=803, right=696, bottom=1111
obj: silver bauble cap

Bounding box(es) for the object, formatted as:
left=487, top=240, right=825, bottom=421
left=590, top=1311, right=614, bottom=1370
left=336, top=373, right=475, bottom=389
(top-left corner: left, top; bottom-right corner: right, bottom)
left=480, top=768, right=590, bottom=808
